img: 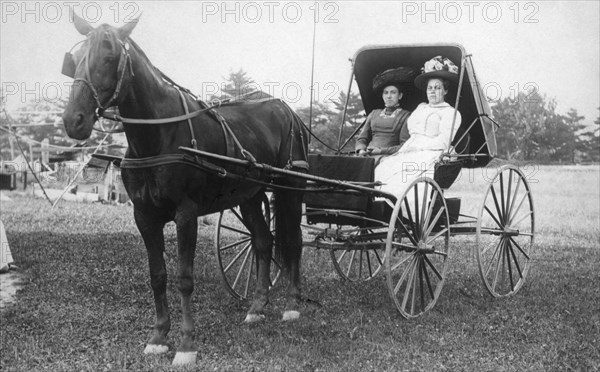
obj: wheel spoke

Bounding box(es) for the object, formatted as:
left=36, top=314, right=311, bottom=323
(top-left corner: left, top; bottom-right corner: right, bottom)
left=507, top=240, right=524, bottom=279
left=358, top=250, right=364, bottom=278
left=223, top=241, right=252, bottom=273
left=221, top=224, right=252, bottom=236
left=420, top=182, right=430, bottom=231
left=484, top=205, right=504, bottom=229
left=418, top=257, right=426, bottom=312
left=232, top=245, right=253, bottom=289
left=506, top=240, right=514, bottom=291
left=423, top=207, right=445, bottom=239
left=411, top=258, right=419, bottom=315
left=403, top=197, right=418, bottom=242
left=243, top=252, right=255, bottom=297
left=506, top=174, right=522, bottom=221
left=346, top=250, right=358, bottom=278
left=401, top=258, right=417, bottom=311
left=500, top=172, right=506, bottom=222
left=482, top=237, right=503, bottom=257
left=423, top=254, right=443, bottom=280
left=421, top=189, right=438, bottom=235
left=220, top=236, right=252, bottom=251
left=422, top=258, right=435, bottom=300
left=336, top=249, right=349, bottom=264
left=365, top=251, right=373, bottom=278
left=490, top=184, right=505, bottom=224
left=397, top=217, right=419, bottom=247
left=230, top=208, right=245, bottom=225
left=394, top=253, right=416, bottom=294
left=485, top=237, right=503, bottom=277
left=510, top=210, right=533, bottom=228
left=373, top=249, right=384, bottom=266
left=391, top=251, right=415, bottom=271
left=509, top=236, right=531, bottom=260
left=426, top=227, right=448, bottom=245
left=508, top=191, right=530, bottom=224
left=491, top=239, right=506, bottom=291
left=414, top=185, right=422, bottom=239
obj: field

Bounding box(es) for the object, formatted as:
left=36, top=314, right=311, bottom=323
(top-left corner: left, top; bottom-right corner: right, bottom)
left=1, top=165, right=599, bottom=371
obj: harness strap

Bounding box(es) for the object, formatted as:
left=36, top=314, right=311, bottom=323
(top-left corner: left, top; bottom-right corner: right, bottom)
left=209, top=108, right=257, bottom=164
left=176, top=88, right=197, bottom=149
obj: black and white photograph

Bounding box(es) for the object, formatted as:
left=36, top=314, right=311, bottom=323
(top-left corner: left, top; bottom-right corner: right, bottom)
left=1, top=1, right=598, bottom=370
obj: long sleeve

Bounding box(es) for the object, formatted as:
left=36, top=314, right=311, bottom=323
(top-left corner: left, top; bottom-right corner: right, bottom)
left=355, top=112, right=374, bottom=152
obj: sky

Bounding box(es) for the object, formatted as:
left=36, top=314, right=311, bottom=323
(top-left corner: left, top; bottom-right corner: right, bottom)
left=1, top=1, right=599, bottom=126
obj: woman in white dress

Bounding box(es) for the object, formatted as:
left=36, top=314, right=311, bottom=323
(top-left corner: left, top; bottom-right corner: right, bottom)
left=375, top=56, right=462, bottom=198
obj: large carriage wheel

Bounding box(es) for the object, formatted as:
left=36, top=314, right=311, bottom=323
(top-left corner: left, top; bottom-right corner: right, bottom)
left=385, top=178, right=450, bottom=318
left=214, top=194, right=281, bottom=300
left=476, top=164, right=535, bottom=297
left=329, top=228, right=387, bottom=282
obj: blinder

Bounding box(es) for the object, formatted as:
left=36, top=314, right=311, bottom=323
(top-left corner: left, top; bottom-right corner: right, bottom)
left=61, top=40, right=84, bottom=78
left=61, top=52, right=76, bottom=78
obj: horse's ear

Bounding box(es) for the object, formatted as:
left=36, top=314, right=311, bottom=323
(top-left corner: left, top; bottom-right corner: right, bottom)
left=72, top=12, right=94, bottom=35
left=118, top=14, right=141, bottom=39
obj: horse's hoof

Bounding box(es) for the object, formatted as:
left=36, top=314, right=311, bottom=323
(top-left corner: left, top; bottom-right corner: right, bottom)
left=282, top=310, right=300, bottom=321
left=244, top=313, right=265, bottom=323
left=144, top=344, right=169, bottom=354
left=172, top=351, right=198, bottom=365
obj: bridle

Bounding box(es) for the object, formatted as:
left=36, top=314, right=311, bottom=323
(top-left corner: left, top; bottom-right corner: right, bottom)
left=64, top=33, right=134, bottom=117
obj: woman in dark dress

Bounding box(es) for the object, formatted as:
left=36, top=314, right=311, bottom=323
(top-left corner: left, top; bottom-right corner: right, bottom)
left=355, top=66, right=417, bottom=165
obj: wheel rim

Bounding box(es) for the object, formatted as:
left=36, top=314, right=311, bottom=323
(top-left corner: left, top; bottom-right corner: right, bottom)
left=329, top=227, right=387, bottom=282
left=214, top=195, right=281, bottom=300
left=477, top=165, right=535, bottom=297
left=385, top=178, right=450, bottom=318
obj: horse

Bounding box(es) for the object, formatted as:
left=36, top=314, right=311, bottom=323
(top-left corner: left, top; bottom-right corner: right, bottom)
left=61, top=14, right=307, bottom=365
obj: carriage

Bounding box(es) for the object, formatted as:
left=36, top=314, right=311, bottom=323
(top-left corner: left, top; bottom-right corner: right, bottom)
left=192, top=43, right=536, bottom=318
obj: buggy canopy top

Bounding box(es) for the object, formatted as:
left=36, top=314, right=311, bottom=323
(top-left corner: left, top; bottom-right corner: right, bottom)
left=352, top=43, right=497, bottom=167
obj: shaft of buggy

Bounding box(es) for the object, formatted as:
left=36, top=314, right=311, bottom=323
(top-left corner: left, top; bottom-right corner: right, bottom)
left=179, top=146, right=397, bottom=202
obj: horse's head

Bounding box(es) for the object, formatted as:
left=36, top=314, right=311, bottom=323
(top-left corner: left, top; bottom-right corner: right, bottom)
left=62, top=13, right=139, bottom=140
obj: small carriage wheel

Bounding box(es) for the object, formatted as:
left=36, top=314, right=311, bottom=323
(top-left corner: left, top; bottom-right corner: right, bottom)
left=385, top=178, right=450, bottom=318
left=329, top=229, right=386, bottom=282
left=214, top=194, right=281, bottom=300
left=476, top=164, right=535, bottom=297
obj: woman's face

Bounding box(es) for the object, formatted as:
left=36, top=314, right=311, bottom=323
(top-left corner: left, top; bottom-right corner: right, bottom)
left=426, top=78, right=447, bottom=105
left=382, top=85, right=402, bottom=107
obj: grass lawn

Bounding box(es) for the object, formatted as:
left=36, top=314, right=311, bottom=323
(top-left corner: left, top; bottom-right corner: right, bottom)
left=1, top=164, right=599, bottom=371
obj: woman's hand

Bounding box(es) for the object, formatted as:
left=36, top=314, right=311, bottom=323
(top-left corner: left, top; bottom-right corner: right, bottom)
left=357, top=149, right=368, bottom=156
left=368, top=148, right=382, bottom=155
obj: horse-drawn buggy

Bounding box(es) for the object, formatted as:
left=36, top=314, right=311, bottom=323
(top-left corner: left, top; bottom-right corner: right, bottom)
left=61, top=14, right=535, bottom=364
left=208, top=43, right=535, bottom=319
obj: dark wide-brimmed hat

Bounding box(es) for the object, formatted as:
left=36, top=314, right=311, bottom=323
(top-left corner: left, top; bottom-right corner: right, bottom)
left=372, top=67, right=418, bottom=92
left=414, top=56, right=459, bottom=90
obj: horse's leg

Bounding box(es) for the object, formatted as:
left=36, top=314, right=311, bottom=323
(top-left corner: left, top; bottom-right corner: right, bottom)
left=240, top=193, right=273, bottom=323
left=274, top=187, right=304, bottom=321
left=135, top=208, right=170, bottom=355
left=172, top=198, right=199, bottom=365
